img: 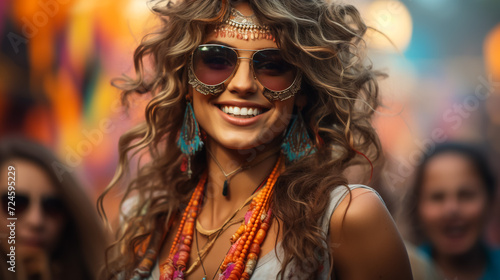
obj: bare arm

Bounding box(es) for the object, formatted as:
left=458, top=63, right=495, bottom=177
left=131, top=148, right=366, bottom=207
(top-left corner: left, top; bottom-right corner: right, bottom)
left=330, top=188, right=413, bottom=279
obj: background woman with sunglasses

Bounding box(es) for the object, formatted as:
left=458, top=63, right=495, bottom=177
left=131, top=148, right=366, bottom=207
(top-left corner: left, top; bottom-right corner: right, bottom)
left=98, top=0, right=412, bottom=279
left=0, top=138, right=108, bottom=280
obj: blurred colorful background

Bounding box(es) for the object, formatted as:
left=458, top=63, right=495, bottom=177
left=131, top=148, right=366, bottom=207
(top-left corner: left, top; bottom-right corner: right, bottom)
left=0, top=0, right=499, bottom=242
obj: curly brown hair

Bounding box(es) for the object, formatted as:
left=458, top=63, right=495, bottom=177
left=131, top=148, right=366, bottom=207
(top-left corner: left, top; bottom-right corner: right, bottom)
left=98, top=0, right=383, bottom=279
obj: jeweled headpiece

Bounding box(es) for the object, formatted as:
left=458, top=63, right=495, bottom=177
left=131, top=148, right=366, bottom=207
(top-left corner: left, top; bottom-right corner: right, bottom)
left=215, top=8, right=274, bottom=41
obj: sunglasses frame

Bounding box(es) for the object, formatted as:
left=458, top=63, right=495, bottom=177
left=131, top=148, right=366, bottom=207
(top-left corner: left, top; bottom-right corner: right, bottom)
left=188, top=44, right=302, bottom=101
left=1, top=192, right=65, bottom=218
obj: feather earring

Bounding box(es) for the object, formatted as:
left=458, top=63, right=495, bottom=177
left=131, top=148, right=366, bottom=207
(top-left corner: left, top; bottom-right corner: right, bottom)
left=281, top=112, right=315, bottom=162
left=177, top=101, right=204, bottom=178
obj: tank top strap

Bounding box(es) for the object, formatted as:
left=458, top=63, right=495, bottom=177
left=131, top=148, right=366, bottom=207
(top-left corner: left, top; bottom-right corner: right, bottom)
left=320, top=184, right=385, bottom=239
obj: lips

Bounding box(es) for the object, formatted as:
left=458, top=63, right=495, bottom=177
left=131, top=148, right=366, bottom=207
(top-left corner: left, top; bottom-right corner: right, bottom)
left=214, top=101, right=271, bottom=125
left=219, top=105, right=264, bottom=118
left=442, top=224, right=468, bottom=239
left=19, top=237, right=44, bottom=248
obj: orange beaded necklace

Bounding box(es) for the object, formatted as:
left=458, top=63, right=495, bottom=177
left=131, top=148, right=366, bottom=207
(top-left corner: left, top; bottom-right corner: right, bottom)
left=159, top=155, right=283, bottom=280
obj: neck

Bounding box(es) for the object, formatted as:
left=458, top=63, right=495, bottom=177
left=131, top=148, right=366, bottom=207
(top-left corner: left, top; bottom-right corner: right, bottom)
left=203, top=138, right=281, bottom=218
left=434, top=243, right=487, bottom=279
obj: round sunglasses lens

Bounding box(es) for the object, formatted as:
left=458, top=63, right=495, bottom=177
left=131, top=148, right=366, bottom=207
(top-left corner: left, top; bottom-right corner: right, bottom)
left=42, top=197, right=65, bottom=217
left=1, top=193, right=29, bottom=216
left=1, top=194, right=8, bottom=215
left=193, top=45, right=237, bottom=85
left=253, top=50, right=296, bottom=91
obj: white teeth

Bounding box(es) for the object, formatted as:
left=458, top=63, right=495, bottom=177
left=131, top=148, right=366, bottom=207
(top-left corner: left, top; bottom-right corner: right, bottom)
left=220, top=105, right=263, bottom=116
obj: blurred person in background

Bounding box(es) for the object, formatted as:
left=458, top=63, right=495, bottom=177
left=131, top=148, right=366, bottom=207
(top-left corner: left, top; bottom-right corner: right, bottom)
left=0, top=137, right=108, bottom=280
left=406, top=142, right=500, bottom=280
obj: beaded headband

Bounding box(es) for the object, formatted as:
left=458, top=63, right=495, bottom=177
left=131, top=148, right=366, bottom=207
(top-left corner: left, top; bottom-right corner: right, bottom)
left=215, top=8, right=274, bottom=41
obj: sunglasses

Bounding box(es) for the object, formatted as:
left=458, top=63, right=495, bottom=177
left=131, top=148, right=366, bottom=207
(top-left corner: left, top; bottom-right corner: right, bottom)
left=188, top=44, right=302, bottom=101
left=1, top=193, right=65, bottom=218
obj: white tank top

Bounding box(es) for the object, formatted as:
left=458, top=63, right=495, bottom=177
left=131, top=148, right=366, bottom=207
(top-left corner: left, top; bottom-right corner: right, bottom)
left=146, top=185, right=383, bottom=280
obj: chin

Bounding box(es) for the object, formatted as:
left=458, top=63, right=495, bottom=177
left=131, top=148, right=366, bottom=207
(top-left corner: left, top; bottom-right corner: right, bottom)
left=212, top=130, right=275, bottom=150
left=437, top=237, right=477, bottom=256
left=215, top=137, right=262, bottom=150
left=17, top=243, right=47, bottom=256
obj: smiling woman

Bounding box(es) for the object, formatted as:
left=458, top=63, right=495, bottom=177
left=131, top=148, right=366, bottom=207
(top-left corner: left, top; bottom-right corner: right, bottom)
left=406, top=142, right=500, bottom=280
left=98, top=1, right=412, bottom=279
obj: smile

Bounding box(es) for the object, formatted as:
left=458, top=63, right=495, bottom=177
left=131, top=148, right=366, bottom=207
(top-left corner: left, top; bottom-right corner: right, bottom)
left=442, top=223, right=468, bottom=239
left=218, top=105, right=266, bottom=118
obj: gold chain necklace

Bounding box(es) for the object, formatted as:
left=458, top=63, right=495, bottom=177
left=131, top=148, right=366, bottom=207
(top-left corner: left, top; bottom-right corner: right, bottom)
left=188, top=174, right=268, bottom=274
left=206, top=147, right=280, bottom=197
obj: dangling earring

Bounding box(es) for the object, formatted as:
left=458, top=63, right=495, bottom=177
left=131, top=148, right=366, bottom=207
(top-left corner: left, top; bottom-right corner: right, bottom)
left=177, top=101, right=204, bottom=178
left=281, top=112, right=315, bottom=162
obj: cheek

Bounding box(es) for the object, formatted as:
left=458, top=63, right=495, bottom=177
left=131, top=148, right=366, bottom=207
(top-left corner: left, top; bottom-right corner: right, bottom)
left=418, top=201, right=443, bottom=230
left=192, top=92, right=212, bottom=128
left=269, top=100, right=294, bottom=128
left=0, top=220, right=10, bottom=252
left=462, top=199, right=489, bottom=225
left=45, top=217, right=66, bottom=249
left=264, top=109, right=292, bottom=136
left=253, top=101, right=295, bottom=145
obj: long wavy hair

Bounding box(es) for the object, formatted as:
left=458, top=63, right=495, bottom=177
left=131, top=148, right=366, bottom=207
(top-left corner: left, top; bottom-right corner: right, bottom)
left=98, top=0, right=383, bottom=279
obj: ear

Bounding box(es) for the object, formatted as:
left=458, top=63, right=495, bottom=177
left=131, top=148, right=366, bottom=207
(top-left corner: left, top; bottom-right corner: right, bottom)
left=294, top=92, right=307, bottom=109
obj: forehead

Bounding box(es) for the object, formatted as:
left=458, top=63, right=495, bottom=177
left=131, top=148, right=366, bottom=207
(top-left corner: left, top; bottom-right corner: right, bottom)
left=421, top=153, right=485, bottom=192
left=0, top=158, right=58, bottom=196
left=204, top=2, right=277, bottom=50
left=203, top=33, right=277, bottom=50
left=424, top=153, right=476, bottom=178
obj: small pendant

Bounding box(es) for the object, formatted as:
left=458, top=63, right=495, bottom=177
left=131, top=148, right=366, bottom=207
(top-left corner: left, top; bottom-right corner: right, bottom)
left=222, top=180, right=229, bottom=196
left=187, top=157, right=192, bottom=179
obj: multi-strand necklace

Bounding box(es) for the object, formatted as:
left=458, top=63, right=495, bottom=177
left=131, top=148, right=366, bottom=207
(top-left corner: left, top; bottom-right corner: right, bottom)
left=159, top=155, right=282, bottom=280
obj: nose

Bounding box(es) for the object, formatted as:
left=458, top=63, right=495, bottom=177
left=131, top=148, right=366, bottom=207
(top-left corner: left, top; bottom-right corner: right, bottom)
left=226, top=58, right=259, bottom=96
left=23, top=201, right=45, bottom=231
left=443, top=196, right=460, bottom=217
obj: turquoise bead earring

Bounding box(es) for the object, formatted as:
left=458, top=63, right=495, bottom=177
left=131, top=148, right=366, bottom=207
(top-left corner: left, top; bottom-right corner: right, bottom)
left=281, top=112, right=316, bottom=162
left=177, top=101, right=204, bottom=178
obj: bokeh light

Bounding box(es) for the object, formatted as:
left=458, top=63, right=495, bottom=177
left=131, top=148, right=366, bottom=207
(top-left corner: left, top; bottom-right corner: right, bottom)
left=365, top=0, right=413, bottom=52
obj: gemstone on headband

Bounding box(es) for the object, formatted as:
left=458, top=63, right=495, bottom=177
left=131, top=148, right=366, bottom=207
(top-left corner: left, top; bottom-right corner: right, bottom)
left=215, top=8, right=274, bottom=41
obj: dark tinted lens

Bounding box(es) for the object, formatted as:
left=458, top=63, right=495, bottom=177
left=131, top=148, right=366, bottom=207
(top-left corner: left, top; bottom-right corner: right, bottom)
left=1, top=193, right=29, bottom=216
left=253, top=50, right=296, bottom=91
left=42, top=197, right=65, bottom=217
left=1, top=193, right=8, bottom=215
left=193, top=45, right=237, bottom=85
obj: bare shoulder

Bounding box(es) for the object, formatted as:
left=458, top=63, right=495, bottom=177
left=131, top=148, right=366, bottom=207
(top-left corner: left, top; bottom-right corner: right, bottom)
left=329, top=187, right=413, bottom=279
left=330, top=188, right=387, bottom=235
